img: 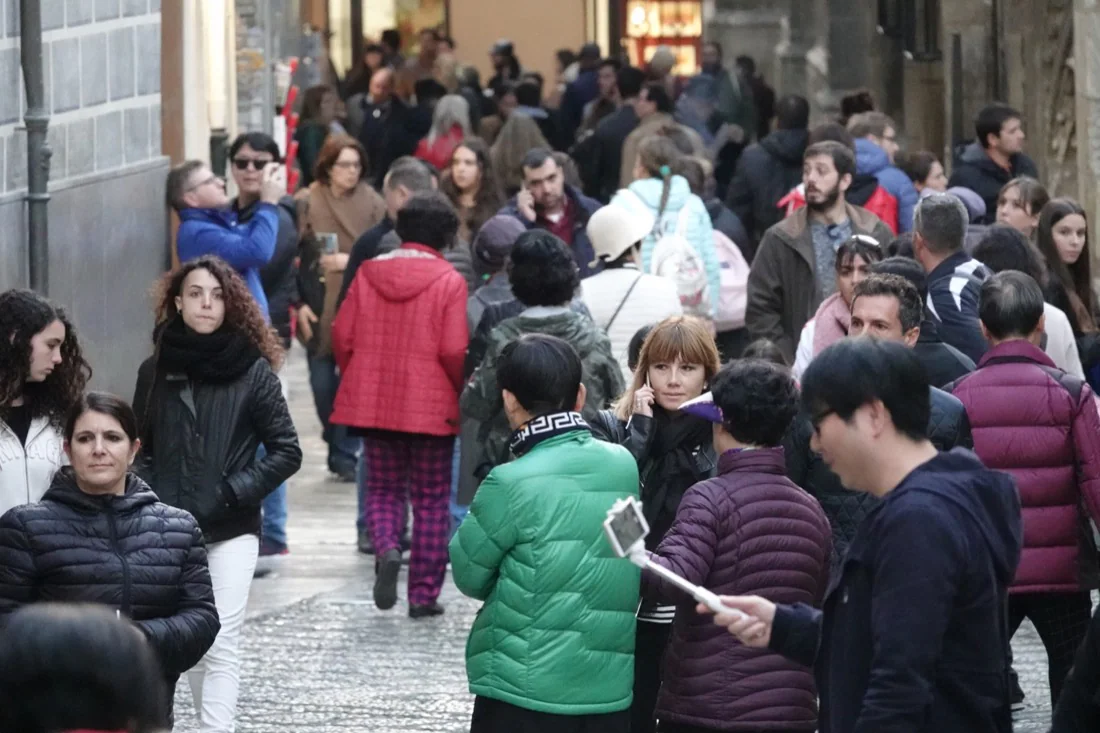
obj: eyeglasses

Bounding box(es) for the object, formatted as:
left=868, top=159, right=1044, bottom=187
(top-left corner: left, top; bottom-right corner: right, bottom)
left=185, top=174, right=223, bottom=192
left=232, top=158, right=275, bottom=171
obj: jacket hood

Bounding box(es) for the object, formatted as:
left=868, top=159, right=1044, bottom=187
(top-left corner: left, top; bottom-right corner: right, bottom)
left=901, top=448, right=1022, bottom=585
left=760, top=128, right=809, bottom=165
left=43, top=469, right=160, bottom=514
left=845, top=173, right=880, bottom=207
left=495, top=310, right=604, bottom=356
left=954, top=140, right=1026, bottom=178
left=627, top=175, right=691, bottom=212
left=363, top=244, right=454, bottom=302
left=854, top=138, right=890, bottom=176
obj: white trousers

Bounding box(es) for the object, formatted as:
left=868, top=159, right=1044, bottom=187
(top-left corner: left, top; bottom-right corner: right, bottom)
left=188, top=533, right=259, bottom=733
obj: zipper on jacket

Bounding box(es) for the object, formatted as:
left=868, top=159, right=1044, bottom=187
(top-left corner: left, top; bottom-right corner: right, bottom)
left=105, top=503, right=133, bottom=617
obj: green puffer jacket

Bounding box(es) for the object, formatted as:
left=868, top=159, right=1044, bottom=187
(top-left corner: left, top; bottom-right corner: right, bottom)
left=460, top=309, right=626, bottom=474
left=449, top=428, right=641, bottom=715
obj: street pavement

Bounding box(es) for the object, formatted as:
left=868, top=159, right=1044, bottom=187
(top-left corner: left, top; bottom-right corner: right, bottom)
left=171, top=346, right=1068, bottom=732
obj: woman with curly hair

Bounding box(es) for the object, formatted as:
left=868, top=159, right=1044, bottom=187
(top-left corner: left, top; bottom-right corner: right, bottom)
left=441, top=138, right=503, bottom=243
left=132, top=255, right=302, bottom=732
left=0, top=289, right=91, bottom=515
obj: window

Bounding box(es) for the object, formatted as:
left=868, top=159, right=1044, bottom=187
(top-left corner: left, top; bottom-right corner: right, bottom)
left=903, top=0, right=942, bottom=60
left=877, top=0, right=903, bottom=38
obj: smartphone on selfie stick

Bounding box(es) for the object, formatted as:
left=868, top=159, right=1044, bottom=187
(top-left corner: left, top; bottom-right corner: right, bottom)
left=603, top=496, right=746, bottom=619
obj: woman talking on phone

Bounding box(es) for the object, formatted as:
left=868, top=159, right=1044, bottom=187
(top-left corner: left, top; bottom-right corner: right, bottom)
left=591, top=316, right=722, bottom=733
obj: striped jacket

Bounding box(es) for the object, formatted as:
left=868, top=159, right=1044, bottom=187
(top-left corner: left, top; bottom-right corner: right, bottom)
left=926, top=250, right=991, bottom=363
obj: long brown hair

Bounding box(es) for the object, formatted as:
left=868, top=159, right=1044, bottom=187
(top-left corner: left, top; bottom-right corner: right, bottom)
left=1036, top=198, right=1096, bottom=332
left=153, top=256, right=284, bottom=369
left=614, top=316, right=721, bottom=420
left=440, top=138, right=502, bottom=237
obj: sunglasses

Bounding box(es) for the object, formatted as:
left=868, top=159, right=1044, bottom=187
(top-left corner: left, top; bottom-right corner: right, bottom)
left=232, top=158, right=275, bottom=171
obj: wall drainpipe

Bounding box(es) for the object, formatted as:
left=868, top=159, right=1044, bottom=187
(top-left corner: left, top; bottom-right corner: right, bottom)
left=22, top=0, right=51, bottom=294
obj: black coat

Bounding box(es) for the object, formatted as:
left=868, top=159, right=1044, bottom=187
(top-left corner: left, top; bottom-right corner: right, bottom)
left=947, top=141, right=1038, bottom=225
left=915, top=318, right=976, bottom=388
left=706, top=198, right=750, bottom=249
left=726, top=128, right=809, bottom=260
left=0, top=470, right=220, bottom=680
left=785, top=386, right=974, bottom=565
left=132, top=357, right=303, bottom=544
left=1052, top=603, right=1100, bottom=732
left=356, top=98, right=422, bottom=188
left=588, top=104, right=640, bottom=202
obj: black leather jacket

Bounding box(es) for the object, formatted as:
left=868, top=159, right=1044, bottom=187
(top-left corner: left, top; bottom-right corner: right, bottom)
left=132, top=356, right=303, bottom=544
left=0, top=470, right=220, bottom=679
left=784, top=386, right=973, bottom=565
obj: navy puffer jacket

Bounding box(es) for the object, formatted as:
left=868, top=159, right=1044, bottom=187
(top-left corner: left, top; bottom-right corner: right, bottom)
left=0, top=470, right=220, bottom=680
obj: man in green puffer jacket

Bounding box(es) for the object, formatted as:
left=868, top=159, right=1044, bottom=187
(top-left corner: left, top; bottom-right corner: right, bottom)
left=461, top=231, right=625, bottom=477
left=451, top=334, right=640, bottom=732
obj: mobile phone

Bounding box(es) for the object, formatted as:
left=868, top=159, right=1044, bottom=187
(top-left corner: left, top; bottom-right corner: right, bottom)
left=603, top=497, right=747, bottom=619
left=317, top=232, right=339, bottom=255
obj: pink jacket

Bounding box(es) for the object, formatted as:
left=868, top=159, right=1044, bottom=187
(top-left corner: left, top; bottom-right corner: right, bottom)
left=949, top=340, right=1100, bottom=593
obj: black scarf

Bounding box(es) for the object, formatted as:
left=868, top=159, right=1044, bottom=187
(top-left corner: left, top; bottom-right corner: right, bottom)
left=157, top=318, right=262, bottom=383
left=642, top=408, right=712, bottom=515
left=509, top=411, right=589, bottom=458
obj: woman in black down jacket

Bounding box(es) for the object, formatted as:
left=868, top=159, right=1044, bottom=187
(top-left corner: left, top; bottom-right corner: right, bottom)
left=590, top=316, right=721, bottom=733
left=132, top=255, right=302, bottom=733
left=0, top=392, right=219, bottom=724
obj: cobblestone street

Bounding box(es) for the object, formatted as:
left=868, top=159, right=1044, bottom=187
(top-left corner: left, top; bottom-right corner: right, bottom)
left=170, top=347, right=1071, bottom=732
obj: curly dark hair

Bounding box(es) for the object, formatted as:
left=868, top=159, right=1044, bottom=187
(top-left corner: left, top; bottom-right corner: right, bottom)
left=711, top=359, right=799, bottom=446
left=440, top=138, right=503, bottom=238
left=152, top=256, right=284, bottom=369
left=508, top=230, right=579, bottom=307
left=0, top=290, right=92, bottom=426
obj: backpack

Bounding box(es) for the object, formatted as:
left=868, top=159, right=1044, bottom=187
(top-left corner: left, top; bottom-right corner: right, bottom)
left=641, top=198, right=711, bottom=319
left=712, top=230, right=749, bottom=331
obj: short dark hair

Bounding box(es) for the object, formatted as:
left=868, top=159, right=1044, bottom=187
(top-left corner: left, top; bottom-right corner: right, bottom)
left=415, top=78, right=447, bottom=105
left=976, top=103, right=1022, bottom=149
left=801, top=338, right=931, bottom=442
left=616, top=66, right=646, bottom=99
left=804, top=141, right=856, bottom=179
left=712, top=360, right=799, bottom=446
left=808, top=122, right=855, bottom=151
left=735, top=55, right=756, bottom=75
left=508, top=230, right=579, bottom=306
left=913, top=193, right=969, bottom=255
left=852, top=274, right=924, bottom=332
left=384, top=157, right=435, bottom=194
left=872, top=256, right=929, bottom=301
left=497, top=334, right=583, bottom=416
left=885, top=232, right=915, bottom=258
left=394, top=191, right=459, bottom=251
left=228, top=131, right=280, bottom=162
left=776, top=95, right=810, bottom=130
left=642, top=82, right=673, bottom=114
left=65, top=392, right=139, bottom=443
left=521, top=146, right=555, bottom=172
left=599, top=58, right=623, bottom=73
left=979, top=270, right=1045, bottom=339
left=515, top=81, right=542, bottom=107
left=898, top=151, right=939, bottom=184
left=741, top=338, right=789, bottom=367
left=381, top=29, right=401, bottom=50
left=836, top=234, right=884, bottom=272
left=627, top=324, right=654, bottom=372
left=972, top=225, right=1046, bottom=282
left=166, top=160, right=206, bottom=211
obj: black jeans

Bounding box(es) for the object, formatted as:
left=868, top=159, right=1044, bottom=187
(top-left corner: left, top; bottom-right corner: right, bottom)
left=471, top=696, right=629, bottom=733
left=632, top=620, right=673, bottom=733
left=1008, top=591, right=1093, bottom=707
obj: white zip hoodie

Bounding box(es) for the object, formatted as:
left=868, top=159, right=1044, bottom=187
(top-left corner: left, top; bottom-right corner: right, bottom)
left=0, top=417, right=65, bottom=516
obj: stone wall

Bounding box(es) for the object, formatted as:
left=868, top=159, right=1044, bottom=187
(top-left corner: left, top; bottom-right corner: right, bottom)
left=0, top=0, right=169, bottom=397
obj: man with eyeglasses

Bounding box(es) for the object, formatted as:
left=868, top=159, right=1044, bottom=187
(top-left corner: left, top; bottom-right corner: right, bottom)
left=167, top=152, right=286, bottom=319
left=847, top=112, right=917, bottom=233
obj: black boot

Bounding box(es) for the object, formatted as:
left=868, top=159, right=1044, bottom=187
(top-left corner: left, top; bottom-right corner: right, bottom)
left=409, top=602, right=445, bottom=619
left=373, top=549, right=401, bottom=610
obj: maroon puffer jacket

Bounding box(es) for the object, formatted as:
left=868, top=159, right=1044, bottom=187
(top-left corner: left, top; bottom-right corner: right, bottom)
left=949, top=339, right=1100, bottom=593
left=643, top=447, right=832, bottom=731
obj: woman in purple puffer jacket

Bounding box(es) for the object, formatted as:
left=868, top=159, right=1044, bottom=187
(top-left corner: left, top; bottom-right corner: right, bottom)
left=643, top=359, right=832, bottom=733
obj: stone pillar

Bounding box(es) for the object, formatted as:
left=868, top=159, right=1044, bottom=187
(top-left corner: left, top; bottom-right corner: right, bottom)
left=820, top=0, right=875, bottom=118
left=940, top=0, right=994, bottom=159
left=775, top=0, right=815, bottom=100
left=706, top=0, right=785, bottom=90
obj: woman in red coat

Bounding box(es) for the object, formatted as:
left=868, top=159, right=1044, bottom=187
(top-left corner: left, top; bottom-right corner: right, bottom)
left=415, top=94, right=472, bottom=171
left=332, top=191, right=469, bottom=618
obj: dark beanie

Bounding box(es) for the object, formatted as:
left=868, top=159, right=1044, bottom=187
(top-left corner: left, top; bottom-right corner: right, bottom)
left=473, top=215, right=527, bottom=273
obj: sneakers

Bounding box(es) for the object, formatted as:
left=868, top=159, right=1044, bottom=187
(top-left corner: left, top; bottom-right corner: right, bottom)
left=259, top=539, right=289, bottom=557
left=409, top=602, right=445, bottom=619
left=373, top=549, right=402, bottom=610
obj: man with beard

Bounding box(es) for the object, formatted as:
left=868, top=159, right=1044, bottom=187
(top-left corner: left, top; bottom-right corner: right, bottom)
left=746, top=141, right=894, bottom=360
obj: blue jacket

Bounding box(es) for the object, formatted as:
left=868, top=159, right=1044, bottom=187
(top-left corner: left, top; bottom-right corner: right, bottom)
left=855, top=138, right=918, bottom=233
left=560, top=69, right=600, bottom=146
left=177, top=205, right=279, bottom=319
left=769, top=449, right=1022, bottom=733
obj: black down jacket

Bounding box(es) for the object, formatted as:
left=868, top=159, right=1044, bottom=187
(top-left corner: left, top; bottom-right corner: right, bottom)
left=784, top=386, right=974, bottom=567
left=132, top=357, right=303, bottom=544
left=725, top=128, right=809, bottom=260
left=0, top=470, right=220, bottom=680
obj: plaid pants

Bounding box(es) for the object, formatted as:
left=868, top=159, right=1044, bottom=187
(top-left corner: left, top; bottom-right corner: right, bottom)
left=1008, top=591, right=1093, bottom=706
left=364, top=434, right=455, bottom=606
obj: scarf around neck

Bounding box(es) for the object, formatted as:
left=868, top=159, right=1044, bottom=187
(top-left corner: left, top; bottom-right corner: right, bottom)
left=812, top=292, right=852, bottom=357
left=157, top=318, right=262, bottom=383
left=509, top=411, right=589, bottom=458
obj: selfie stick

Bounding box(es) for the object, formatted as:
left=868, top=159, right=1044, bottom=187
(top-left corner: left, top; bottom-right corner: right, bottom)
left=626, top=547, right=747, bottom=620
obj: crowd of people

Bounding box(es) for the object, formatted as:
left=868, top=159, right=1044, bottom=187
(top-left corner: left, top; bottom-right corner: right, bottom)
left=4, top=26, right=1100, bottom=733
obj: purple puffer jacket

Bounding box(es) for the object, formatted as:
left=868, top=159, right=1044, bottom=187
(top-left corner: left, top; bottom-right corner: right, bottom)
left=949, top=339, right=1100, bottom=593
left=643, top=447, right=832, bottom=731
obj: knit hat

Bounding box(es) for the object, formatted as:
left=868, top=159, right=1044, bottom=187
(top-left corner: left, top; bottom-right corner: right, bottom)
left=945, top=186, right=986, bottom=224
left=473, top=215, right=527, bottom=272
left=587, top=203, right=655, bottom=265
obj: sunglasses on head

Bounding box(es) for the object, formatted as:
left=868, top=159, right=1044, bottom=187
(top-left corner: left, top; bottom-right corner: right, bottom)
left=232, top=158, right=275, bottom=171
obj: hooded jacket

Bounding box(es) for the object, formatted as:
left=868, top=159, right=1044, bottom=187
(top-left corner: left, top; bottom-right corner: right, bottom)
left=854, top=138, right=918, bottom=233
left=332, top=243, right=469, bottom=437
left=611, top=175, right=721, bottom=318
left=771, top=449, right=1023, bottom=733
left=0, top=416, right=65, bottom=517
left=948, top=340, right=1100, bottom=593
left=0, top=470, right=220, bottom=681
left=726, top=128, right=809, bottom=257
left=461, top=309, right=624, bottom=472
left=947, top=142, right=1039, bottom=225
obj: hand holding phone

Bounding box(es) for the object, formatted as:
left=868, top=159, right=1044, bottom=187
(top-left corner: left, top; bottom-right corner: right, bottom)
left=516, top=187, right=537, bottom=223
left=633, top=377, right=655, bottom=418
left=260, top=162, right=287, bottom=204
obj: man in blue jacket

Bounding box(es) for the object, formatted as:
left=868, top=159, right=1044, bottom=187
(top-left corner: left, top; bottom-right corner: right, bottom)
left=848, top=112, right=917, bottom=233
left=705, top=337, right=1022, bottom=733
